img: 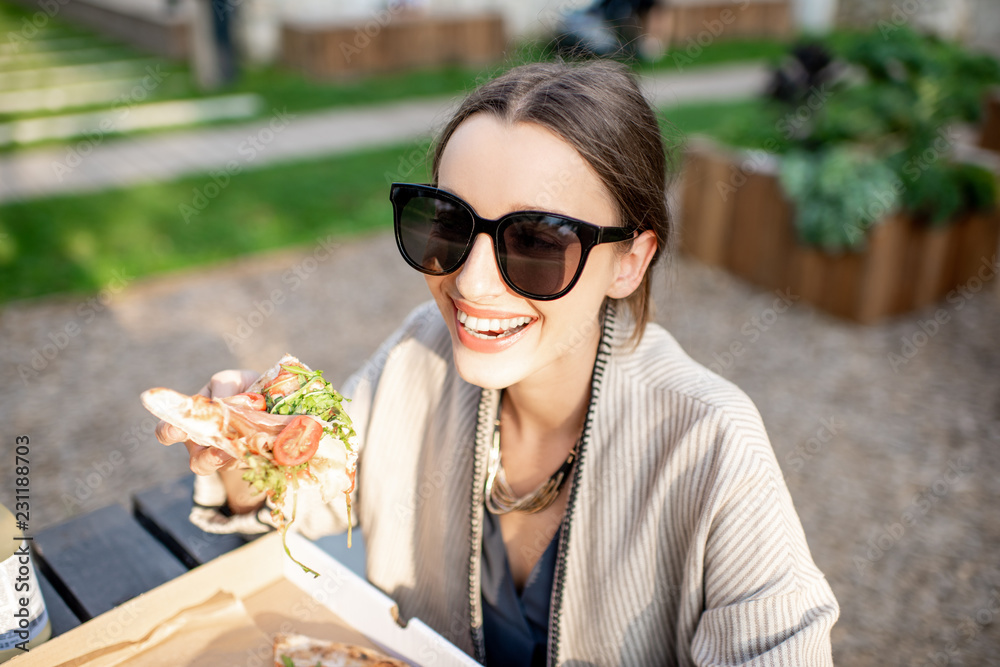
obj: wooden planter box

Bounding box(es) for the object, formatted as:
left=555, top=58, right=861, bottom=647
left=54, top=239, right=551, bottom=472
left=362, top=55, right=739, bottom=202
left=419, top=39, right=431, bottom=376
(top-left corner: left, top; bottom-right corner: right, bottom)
left=982, top=89, right=1000, bottom=153
left=680, top=138, right=1000, bottom=323
left=643, top=0, right=792, bottom=53
left=281, top=11, right=505, bottom=79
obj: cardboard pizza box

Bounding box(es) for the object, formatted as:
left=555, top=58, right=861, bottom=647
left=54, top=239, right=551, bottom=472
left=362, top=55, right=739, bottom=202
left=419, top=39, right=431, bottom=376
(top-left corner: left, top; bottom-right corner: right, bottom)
left=10, top=532, right=476, bottom=666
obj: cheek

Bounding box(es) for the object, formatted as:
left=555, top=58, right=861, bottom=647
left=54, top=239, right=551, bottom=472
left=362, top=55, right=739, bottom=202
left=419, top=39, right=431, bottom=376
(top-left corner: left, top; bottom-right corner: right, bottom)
left=537, top=257, right=618, bottom=335
left=424, top=274, right=448, bottom=298
left=424, top=276, right=453, bottom=318
left=571, top=248, right=620, bottom=302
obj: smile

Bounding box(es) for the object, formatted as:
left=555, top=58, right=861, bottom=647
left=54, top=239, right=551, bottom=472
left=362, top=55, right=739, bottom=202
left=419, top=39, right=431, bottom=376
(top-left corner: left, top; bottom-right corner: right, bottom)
left=457, top=310, right=532, bottom=340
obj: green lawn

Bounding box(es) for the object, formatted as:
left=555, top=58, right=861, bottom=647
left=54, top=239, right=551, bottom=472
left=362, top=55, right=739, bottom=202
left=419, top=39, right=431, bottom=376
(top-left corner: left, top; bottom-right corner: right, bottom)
left=0, top=140, right=433, bottom=303
left=640, top=37, right=787, bottom=73
left=1, top=96, right=773, bottom=305
left=660, top=97, right=788, bottom=152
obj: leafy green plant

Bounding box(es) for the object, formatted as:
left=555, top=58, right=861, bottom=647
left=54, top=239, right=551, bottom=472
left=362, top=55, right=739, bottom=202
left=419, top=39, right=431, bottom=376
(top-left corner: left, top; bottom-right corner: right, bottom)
left=737, top=27, right=1000, bottom=248
left=779, top=147, right=900, bottom=251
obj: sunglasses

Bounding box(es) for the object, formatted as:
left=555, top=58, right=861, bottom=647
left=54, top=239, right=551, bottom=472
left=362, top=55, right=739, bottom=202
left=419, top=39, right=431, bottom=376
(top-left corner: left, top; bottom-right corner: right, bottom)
left=390, top=183, right=636, bottom=300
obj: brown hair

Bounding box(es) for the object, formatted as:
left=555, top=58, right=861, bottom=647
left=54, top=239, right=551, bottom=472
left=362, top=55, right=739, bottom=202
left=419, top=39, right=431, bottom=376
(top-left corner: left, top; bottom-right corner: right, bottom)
left=430, top=60, right=672, bottom=346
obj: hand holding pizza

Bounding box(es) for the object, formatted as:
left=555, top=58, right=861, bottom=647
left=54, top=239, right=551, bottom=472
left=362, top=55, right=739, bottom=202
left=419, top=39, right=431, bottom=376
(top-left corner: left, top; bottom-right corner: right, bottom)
left=142, top=355, right=358, bottom=576
left=154, top=368, right=262, bottom=476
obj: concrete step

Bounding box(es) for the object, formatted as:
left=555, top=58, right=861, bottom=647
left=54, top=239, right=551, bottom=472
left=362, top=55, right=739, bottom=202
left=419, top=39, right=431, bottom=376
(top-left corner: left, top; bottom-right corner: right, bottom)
left=0, top=35, right=101, bottom=55
left=0, top=94, right=262, bottom=145
left=0, top=77, right=144, bottom=113
left=0, top=45, right=133, bottom=69
left=0, top=58, right=160, bottom=90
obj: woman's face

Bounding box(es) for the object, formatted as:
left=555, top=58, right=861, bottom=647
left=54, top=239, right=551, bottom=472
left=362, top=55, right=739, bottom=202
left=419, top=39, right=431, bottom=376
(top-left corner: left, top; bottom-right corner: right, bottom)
left=426, top=113, right=647, bottom=391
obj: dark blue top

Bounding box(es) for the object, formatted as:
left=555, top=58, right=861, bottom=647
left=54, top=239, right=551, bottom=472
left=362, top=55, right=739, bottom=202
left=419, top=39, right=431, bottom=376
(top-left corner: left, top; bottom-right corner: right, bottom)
left=481, top=509, right=561, bottom=667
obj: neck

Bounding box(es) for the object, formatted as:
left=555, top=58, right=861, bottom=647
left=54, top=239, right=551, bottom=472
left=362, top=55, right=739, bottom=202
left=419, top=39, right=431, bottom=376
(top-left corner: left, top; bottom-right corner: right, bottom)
left=502, top=317, right=602, bottom=450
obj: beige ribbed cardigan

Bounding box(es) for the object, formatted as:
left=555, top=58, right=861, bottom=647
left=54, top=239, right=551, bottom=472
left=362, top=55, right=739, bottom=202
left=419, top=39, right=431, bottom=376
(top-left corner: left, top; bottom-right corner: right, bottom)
left=288, top=301, right=839, bottom=666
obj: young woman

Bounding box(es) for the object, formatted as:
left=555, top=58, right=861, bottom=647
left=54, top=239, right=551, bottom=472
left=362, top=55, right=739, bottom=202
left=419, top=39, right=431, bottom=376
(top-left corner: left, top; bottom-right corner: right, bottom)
left=158, top=60, right=838, bottom=665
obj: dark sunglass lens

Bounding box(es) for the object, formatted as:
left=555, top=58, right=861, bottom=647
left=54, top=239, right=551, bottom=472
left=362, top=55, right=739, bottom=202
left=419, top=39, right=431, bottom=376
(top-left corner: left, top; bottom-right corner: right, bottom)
left=399, top=195, right=472, bottom=274
left=502, top=216, right=582, bottom=296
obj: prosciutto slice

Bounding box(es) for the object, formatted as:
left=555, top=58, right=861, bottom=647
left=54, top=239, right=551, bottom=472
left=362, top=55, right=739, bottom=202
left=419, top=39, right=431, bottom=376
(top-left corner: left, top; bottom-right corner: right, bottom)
left=140, top=389, right=293, bottom=461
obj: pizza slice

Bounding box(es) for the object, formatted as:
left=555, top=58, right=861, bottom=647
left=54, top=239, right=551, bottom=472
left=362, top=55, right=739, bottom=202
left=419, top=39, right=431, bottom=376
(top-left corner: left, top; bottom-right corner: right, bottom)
left=140, top=354, right=358, bottom=575
left=273, top=633, right=408, bottom=667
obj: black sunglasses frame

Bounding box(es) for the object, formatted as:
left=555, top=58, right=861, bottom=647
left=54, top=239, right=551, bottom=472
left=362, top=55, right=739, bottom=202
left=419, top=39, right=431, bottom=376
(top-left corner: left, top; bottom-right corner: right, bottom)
left=390, top=183, right=636, bottom=301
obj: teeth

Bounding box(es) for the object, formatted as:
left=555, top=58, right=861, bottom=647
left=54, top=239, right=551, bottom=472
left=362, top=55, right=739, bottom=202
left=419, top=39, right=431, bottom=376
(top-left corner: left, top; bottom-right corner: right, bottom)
left=456, top=310, right=532, bottom=339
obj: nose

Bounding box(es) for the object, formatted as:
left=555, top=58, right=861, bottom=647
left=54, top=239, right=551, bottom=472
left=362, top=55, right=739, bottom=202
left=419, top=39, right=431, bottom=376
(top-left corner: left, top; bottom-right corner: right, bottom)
left=455, top=233, right=507, bottom=301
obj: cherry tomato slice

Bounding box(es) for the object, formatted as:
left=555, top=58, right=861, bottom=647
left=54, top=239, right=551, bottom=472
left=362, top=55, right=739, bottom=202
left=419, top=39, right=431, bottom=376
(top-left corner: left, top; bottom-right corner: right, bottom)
left=265, top=365, right=305, bottom=400
left=273, top=415, right=322, bottom=466
left=229, top=392, right=266, bottom=411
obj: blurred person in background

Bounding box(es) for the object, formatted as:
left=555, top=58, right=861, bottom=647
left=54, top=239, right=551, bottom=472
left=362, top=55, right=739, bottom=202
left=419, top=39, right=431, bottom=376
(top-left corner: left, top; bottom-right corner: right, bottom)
left=555, top=0, right=659, bottom=59
left=157, top=59, right=838, bottom=665
left=185, top=0, right=239, bottom=89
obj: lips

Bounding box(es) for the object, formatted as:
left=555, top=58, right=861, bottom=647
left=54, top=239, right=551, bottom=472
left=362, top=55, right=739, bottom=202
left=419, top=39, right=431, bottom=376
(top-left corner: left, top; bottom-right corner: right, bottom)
left=457, top=310, right=532, bottom=340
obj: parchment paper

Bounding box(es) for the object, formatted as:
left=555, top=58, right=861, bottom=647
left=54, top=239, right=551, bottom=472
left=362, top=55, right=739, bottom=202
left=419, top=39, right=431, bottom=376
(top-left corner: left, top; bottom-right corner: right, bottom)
left=52, top=581, right=382, bottom=667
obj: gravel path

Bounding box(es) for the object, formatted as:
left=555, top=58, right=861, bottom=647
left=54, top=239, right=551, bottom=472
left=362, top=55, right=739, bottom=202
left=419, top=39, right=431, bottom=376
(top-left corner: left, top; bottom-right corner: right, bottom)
left=2, top=229, right=999, bottom=665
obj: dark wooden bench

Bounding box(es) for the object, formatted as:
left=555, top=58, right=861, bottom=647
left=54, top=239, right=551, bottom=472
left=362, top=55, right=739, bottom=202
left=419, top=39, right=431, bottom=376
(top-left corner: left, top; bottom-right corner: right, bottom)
left=31, top=474, right=363, bottom=636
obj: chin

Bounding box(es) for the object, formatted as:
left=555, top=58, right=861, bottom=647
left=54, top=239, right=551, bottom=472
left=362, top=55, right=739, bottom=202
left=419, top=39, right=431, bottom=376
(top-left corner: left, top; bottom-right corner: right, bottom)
left=450, top=346, right=525, bottom=390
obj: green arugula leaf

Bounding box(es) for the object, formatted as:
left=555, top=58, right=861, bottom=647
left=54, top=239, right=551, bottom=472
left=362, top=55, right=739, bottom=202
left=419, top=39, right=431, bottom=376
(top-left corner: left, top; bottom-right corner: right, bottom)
left=250, top=360, right=358, bottom=574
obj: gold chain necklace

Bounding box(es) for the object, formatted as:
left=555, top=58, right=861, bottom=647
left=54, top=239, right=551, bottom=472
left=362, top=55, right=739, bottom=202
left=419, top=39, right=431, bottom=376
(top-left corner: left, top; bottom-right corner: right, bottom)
left=484, top=394, right=580, bottom=515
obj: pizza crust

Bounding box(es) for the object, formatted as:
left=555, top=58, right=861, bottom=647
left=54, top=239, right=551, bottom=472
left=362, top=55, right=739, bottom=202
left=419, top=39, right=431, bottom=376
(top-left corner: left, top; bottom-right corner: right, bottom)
left=272, top=632, right=409, bottom=667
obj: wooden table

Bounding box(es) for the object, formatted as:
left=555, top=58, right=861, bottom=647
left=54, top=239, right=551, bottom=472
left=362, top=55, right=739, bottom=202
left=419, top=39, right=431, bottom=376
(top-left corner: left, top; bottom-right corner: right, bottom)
left=30, top=474, right=364, bottom=638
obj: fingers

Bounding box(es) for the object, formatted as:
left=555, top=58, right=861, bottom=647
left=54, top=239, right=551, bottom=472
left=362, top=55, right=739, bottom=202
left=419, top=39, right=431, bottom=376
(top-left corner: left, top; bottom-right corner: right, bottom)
left=154, top=368, right=261, bottom=476
left=185, top=440, right=236, bottom=476
left=155, top=420, right=188, bottom=446
left=198, top=369, right=262, bottom=399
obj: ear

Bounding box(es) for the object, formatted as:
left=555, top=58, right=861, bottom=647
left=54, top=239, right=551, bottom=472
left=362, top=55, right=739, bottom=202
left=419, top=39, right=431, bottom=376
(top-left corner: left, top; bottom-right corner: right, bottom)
left=606, top=230, right=657, bottom=300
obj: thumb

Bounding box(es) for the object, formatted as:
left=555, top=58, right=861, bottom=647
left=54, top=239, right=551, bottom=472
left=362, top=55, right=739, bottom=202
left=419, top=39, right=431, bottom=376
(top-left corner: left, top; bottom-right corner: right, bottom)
left=156, top=421, right=188, bottom=446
